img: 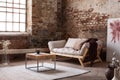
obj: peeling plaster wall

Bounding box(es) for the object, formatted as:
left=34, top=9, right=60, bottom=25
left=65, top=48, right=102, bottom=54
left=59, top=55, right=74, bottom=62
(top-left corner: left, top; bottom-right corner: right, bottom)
left=22, top=0, right=120, bottom=48
left=62, top=0, right=120, bottom=47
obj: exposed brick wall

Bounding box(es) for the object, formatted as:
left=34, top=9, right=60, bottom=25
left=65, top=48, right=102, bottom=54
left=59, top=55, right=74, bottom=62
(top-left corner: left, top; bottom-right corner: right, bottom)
left=63, top=7, right=109, bottom=40
left=31, top=0, right=64, bottom=48
left=61, top=0, right=120, bottom=47
left=0, top=0, right=63, bottom=49
left=1, top=0, right=120, bottom=49
left=0, top=36, right=29, bottom=49
left=0, top=0, right=32, bottom=49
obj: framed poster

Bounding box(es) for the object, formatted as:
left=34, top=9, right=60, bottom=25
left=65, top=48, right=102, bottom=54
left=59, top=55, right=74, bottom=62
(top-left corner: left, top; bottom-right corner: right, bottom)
left=107, top=18, right=120, bottom=62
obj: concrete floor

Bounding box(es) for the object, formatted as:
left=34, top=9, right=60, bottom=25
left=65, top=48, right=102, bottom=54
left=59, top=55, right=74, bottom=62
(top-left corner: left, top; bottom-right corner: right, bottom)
left=0, top=58, right=109, bottom=80
left=57, top=61, right=108, bottom=80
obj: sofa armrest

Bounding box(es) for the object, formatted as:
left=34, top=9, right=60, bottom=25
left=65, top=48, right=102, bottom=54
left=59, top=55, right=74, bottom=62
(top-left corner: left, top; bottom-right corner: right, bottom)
left=96, top=40, right=103, bottom=55
left=48, top=40, right=66, bottom=51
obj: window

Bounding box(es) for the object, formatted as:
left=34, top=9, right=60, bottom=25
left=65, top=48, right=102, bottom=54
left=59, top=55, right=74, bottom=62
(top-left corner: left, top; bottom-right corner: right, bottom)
left=0, top=0, right=27, bottom=32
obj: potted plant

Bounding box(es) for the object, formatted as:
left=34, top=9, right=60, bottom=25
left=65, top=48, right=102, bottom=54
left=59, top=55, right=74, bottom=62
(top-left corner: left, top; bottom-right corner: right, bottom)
left=0, top=40, right=11, bottom=65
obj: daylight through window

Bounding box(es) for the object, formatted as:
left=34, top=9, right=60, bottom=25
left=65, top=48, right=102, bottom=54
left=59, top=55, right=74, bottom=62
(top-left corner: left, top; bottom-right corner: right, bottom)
left=0, top=0, right=27, bottom=32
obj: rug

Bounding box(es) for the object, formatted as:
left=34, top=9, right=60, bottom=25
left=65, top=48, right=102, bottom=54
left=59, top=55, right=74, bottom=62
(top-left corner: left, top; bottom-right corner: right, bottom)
left=0, top=63, right=90, bottom=80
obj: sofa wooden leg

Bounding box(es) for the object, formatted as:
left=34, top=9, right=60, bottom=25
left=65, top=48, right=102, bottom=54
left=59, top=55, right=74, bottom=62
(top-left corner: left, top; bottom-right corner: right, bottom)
left=98, top=56, right=102, bottom=63
left=78, top=58, right=84, bottom=67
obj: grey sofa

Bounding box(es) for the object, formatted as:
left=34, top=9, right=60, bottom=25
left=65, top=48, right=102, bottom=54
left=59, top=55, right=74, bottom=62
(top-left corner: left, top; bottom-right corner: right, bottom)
left=48, top=38, right=103, bottom=67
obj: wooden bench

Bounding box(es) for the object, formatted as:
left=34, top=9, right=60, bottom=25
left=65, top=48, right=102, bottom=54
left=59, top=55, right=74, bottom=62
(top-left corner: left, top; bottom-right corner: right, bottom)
left=0, top=48, right=49, bottom=54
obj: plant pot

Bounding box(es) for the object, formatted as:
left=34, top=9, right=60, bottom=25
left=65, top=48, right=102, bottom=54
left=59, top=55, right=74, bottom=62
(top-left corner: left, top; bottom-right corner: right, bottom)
left=105, top=64, right=115, bottom=80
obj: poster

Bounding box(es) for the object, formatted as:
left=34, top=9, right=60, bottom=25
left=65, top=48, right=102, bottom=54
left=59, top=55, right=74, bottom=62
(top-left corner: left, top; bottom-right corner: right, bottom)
left=107, top=18, right=120, bottom=62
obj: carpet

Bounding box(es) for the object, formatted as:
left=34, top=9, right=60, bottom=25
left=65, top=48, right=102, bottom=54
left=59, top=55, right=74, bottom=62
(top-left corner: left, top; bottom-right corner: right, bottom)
left=0, top=63, right=90, bottom=80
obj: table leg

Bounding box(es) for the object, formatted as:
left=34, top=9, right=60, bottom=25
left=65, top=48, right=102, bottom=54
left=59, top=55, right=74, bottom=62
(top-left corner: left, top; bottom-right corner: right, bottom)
left=54, top=58, right=56, bottom=70
left=37, top=59, right=39, bottom=72
left=25, top=57, right=27, bottom=69
left=41, top=60, right=44, bottom=67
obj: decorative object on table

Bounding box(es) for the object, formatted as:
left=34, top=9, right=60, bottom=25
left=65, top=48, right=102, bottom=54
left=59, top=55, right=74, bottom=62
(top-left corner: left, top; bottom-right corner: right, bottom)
left=111, top=52, right=120, bottom=80
left=35, top=48, right=40, bottom=54
left=0, top=40, right=11, bottom=65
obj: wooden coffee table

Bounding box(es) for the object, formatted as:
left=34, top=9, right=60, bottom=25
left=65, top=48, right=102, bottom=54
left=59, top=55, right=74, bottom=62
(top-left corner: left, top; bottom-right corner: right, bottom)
left=25, top=53, right=56, bottom=72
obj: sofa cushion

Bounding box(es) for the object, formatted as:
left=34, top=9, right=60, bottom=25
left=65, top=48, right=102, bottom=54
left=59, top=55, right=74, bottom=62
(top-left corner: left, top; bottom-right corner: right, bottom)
left=73, top=39, right=87, bottom=50
left=48, top=40, right=66, bottom=51
left=78, top=42, right=89, bottom=55
left=64, top=38, right=81, bottom=48
left=52, top=47, right=80, bottom=55
left=52, top=42, right=89, bottom=56
left=96, top=40, right=103, bottom=46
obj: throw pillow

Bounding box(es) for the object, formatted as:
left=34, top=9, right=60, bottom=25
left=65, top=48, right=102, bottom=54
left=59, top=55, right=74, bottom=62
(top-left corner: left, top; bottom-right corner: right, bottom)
left=73, top=39, right=87, bottom=50
left=64, top=38, right=81, bottom=48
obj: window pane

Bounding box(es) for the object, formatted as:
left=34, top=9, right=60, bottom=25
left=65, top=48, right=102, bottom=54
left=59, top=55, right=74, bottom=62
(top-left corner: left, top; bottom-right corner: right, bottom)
left=20, top=14, right=25, bottom=22
left=13, top=23, right=19, bottom=31
left=7, top=8, right=12, bottom=12
left=7, top=3, right=12, bottom=7
left=20, top=9, right=25, bottom=13
left=20, top=0, right=26, bottom=4
left=14, top=13, right=19, bottom=22
left=14, top=9, right=19, bottom=13
left=0, top=22, right=6, bottom=31
left=0, top=0, right=6, bottom=2
left=14, top=0, right=19, bottom=4
left=20, top=23, right=25, bottom=32
left=0, top=12, right=6, bottom=21
left=7, top=0, right=13, bottom=3
left=0, top=0, right=27, bottom=32
left=20, top=4, right=25, bottom=8
left=0, top=7, right=6, bottom=12
left=7, top=13, right=12, bottom=21
left=0, top=2, right=6, bottom=7
left=6, top=23, right=12, bottom=31
left=14, top=4, right=19, bottom=8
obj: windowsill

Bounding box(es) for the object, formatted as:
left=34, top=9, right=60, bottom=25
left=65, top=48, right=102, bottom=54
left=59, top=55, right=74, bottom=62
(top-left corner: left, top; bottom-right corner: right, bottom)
left=0, top=32, right=30, bottom=36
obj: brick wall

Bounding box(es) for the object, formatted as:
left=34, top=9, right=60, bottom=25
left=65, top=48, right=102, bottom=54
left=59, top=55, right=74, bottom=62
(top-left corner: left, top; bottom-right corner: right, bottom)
left=1, top=0, right=120, bottom=49
left=61, top=0, right=120, bottom=47
left=0, top=36, right=29, bottom=49
left=31, top=0, right=64, bottom=48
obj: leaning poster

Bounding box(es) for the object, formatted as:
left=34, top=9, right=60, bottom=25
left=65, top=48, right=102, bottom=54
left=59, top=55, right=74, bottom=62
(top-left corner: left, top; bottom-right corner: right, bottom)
left=107, top=18, right=120, bottom=62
